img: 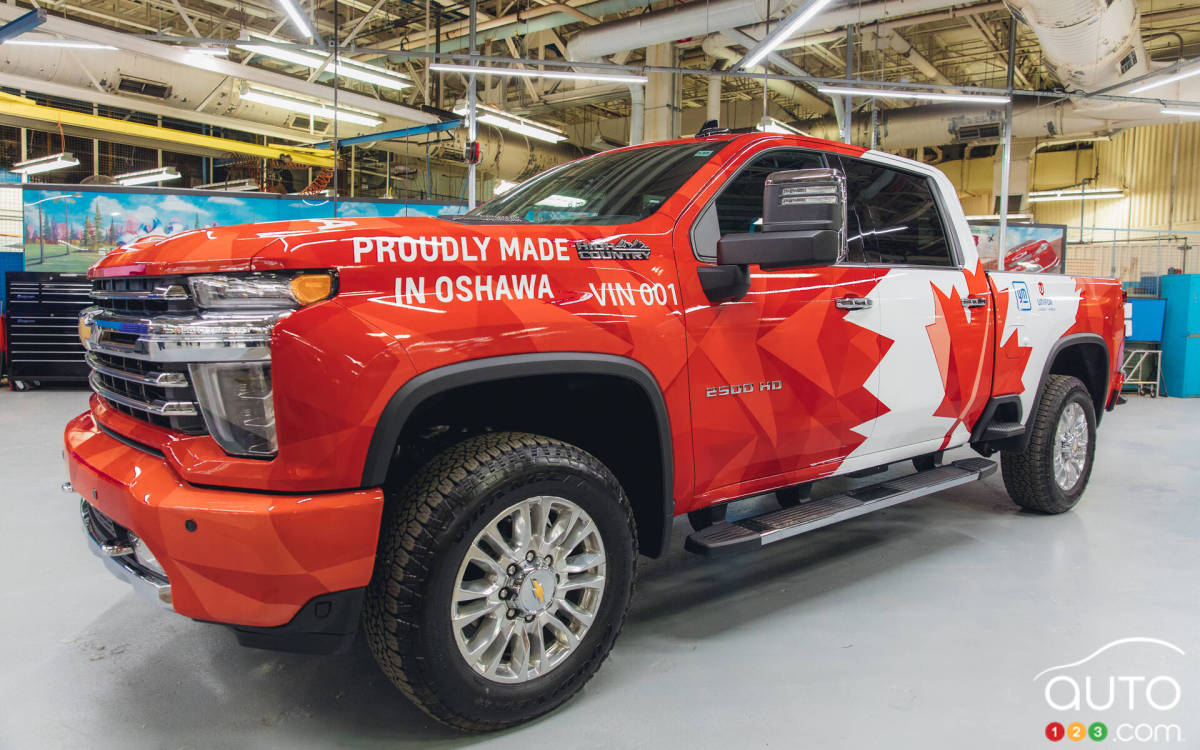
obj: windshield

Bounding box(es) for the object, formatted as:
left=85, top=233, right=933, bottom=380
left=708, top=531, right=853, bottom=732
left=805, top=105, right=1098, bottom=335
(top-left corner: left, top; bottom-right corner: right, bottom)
left=468, top=141, right=730, bottom=225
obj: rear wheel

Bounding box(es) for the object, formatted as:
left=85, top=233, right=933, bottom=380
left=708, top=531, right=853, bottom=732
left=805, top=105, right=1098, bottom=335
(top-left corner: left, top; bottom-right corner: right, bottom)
left=363, top=432, right=637, bottom=731
left=1001, top=375, right=1096, bottom=514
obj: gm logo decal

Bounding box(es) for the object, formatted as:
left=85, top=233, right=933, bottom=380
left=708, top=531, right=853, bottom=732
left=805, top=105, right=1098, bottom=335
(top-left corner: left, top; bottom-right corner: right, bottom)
left=1012, top=280, right=1033, bottom=311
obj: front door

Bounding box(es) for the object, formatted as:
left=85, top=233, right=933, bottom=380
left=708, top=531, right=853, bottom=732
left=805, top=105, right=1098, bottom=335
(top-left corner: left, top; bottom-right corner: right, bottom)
left=674, top=146, right=891, bottom=503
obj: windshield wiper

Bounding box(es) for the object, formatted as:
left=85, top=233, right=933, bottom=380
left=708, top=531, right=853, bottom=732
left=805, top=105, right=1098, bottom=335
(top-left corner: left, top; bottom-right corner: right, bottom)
left=448, top=214, right=531, bottom=224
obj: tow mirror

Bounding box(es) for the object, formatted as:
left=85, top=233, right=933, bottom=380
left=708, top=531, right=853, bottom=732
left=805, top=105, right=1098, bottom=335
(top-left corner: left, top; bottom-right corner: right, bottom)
left=716, top=168, right=847, bottom=270
left=699, top=168, right=849, bottom=304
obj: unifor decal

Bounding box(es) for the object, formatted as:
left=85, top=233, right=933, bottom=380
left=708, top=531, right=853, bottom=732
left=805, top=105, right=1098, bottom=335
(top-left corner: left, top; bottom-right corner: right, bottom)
left=574, top=238, right=651, bottom=261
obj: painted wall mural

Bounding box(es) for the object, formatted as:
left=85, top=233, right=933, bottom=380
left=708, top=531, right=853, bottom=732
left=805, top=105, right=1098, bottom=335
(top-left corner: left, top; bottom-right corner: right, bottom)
left=18, top=186, right=466, bottom=273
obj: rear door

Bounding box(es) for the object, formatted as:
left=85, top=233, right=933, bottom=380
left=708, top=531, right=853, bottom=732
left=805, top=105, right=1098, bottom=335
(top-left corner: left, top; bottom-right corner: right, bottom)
left=834, top=153, right=994, bottom=463
left=673, top=145, right=890, bottom=502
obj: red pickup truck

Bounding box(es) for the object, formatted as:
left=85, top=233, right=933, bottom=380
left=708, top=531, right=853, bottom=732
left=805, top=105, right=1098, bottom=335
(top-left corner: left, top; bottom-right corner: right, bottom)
left=64, top=131, right=1124, bottom=730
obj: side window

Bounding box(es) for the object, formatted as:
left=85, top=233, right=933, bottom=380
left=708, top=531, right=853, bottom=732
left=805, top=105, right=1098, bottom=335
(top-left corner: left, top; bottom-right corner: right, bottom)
left=692, top=149, right=826, bottom=261
left=837, top=156, right=956, bottom=267
left=714, top=150, right=825, bottom=235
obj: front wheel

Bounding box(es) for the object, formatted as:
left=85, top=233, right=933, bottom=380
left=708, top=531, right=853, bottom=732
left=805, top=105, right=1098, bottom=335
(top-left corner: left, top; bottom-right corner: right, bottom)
left=1001, top=375, right=1097, bottom=514
left=363, top=432, right=637, bottom=731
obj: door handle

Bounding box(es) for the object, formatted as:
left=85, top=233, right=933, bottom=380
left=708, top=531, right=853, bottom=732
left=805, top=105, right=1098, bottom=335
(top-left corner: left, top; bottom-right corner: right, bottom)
left=961, top=296, right=988, bottom=309
left=835, top=296, right=873, bottom=310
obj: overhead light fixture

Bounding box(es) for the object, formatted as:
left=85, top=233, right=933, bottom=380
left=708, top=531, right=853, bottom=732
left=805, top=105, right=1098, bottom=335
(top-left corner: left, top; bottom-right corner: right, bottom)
left=115, top=167, right=181, bottom=186
left=274, top=0, right=315, bottom=41
left=452, top=103, right=566, bottom=143
left=241, top=87, right=383, bottom=126
left=1161, top=106, right=1200, bottom=117
left=430, top=62, right=647, bottom=85
left=739, top=0, right=836, bottom=70
left=2, top=38, right=117, bottom=50
left=11, top=152, right=80, bottom=175
left=1129, top=62, right=1200, bottom=95
left=1027, top=188, right=1123, bottom=203
left=756, top=116, right=808, bottom=135
left=195, top=178, right=260, bottom=191
left=817, top=85, right=1010, bottom=104
left=236, top=35, right=412, bottom=91
left=184, top=46, right=229, bottom=56
left=965, top=213, right=1033, bottom=221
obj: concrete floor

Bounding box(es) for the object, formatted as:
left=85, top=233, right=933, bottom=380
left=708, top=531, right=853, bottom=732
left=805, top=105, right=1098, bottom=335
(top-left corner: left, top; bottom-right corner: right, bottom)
left=1, top=388, right=1196, bottom=749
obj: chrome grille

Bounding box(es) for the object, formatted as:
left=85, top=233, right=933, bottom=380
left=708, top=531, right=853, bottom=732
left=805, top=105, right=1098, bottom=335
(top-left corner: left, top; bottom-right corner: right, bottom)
left=86, top=276, right=208, bottom=435
left=91, top=276, right=196, bottom=317
left=87, top=351, right=206, bottom=434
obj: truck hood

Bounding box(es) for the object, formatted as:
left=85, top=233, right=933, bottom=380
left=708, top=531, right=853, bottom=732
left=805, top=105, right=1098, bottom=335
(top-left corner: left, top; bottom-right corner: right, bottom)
left=90, top=216, right=469, bottom=277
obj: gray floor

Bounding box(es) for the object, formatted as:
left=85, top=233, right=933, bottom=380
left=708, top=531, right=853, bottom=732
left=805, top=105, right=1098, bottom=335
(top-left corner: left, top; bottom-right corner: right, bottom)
left=1, top=388, right=1197, bottom=749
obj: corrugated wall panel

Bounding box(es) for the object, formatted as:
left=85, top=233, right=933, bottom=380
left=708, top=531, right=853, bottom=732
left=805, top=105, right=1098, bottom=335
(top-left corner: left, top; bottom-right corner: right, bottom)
left=1030, top=122, right=1200, bottom=234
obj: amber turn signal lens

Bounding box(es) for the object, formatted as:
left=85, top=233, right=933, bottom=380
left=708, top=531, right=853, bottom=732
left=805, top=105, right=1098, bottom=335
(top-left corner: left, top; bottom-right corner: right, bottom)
left=290, top=273, right=334, bottom=305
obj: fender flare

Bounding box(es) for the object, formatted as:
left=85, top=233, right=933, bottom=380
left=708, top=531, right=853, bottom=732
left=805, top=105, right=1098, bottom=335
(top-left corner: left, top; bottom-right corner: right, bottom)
left=974, top=332, right=1109, bottom=452
left=360, top=352, right=675, bottom=556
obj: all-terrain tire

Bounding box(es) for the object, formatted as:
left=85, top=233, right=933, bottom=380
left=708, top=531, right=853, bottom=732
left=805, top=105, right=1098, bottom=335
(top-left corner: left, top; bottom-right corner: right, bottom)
left=363, top=431, right=637, bottom=732
left=1001, top=375, right=1097, bottom=514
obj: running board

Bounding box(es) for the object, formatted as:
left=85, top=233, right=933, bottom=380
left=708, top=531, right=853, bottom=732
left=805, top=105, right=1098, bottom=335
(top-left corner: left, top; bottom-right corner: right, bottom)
left=684, top=458, right=997, bottom=556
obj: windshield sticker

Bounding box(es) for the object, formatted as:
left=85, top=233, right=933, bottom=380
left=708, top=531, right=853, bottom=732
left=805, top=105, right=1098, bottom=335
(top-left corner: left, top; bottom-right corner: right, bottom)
left=574, top=239, right=651, bottom=261
left=694, top=150, right=714, bottom=157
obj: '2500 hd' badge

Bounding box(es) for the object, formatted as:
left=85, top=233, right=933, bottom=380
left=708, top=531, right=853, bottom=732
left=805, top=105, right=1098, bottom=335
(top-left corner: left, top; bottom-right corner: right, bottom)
left=574, top=239, right=651, bottom=261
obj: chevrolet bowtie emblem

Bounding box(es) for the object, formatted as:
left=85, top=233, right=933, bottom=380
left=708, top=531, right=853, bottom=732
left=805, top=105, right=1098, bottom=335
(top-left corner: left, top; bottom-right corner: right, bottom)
left=532, top=579, right=546, bottom=604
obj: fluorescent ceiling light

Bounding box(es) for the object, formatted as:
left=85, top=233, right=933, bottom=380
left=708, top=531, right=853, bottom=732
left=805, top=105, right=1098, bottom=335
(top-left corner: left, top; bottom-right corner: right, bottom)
left=965, top=213, right=1033, bottom=221
left=756, top=116, right=808, bottom=135
left=11, top=152, right=80, bottom=175
left=195, top=178, right=260, bottom=191
left=1129, top=63, right=1200, bottom=95
left=430, top=62, right=647, bottom=85
left=741, top=0, right=836, bottom=69
left=3, top=39, right=117, bottom=50
left=241, top=88, right=383, bottom=126
left=185, top=46, right=229, bottom=56
left=115, top=167, right=181, bottom=186
left=453, top=103, right=566, bottom=143
left=1161, top=106, right=1200, bottom=117
left=1027, top=188, right=1122, bottom=203
left=818, top=85, right=1010, bottom=104
left=275, top=0, right=315, bottom=41
left=237, top=36, right=411, bottom=91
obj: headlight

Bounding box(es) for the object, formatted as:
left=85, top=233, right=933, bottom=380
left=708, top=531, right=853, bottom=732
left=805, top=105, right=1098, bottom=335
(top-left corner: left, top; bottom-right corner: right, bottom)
left=188, top=272, right=334, bottom=310
left=189, top=361, right=277, bottom=457
left=181, top=271, right=332, bottom=458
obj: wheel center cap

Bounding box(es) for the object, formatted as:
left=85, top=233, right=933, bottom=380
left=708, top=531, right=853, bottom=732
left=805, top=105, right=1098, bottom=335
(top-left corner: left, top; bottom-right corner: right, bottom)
left=515, top=568, right=557, bottom=614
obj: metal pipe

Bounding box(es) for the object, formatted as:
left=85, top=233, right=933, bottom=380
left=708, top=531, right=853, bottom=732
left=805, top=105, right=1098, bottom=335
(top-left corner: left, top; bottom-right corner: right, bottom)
left=467, top=0, right=477, bottom=209
left=998, top=17, right=1016, bottom=269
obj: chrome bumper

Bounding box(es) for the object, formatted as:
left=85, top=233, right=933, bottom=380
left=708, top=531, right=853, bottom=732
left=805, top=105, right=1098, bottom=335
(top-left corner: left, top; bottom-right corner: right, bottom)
left=80, top=501, right=173, bottom=609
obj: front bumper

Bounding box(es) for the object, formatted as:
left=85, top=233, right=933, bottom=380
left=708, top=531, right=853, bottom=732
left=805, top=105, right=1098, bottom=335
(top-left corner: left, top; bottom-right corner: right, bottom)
left=64, top=410, right=385, bottom=629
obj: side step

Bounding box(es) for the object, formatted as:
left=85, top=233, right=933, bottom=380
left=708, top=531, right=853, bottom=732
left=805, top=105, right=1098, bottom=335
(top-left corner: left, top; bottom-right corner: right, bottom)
left=684, top=458, right=997, bottom=556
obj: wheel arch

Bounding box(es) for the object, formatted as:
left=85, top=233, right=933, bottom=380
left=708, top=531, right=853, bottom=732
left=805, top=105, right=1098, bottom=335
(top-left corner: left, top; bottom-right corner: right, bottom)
left=973, top=333, right=1109, bottom=455
left=361, top=353, right=674, bottom=558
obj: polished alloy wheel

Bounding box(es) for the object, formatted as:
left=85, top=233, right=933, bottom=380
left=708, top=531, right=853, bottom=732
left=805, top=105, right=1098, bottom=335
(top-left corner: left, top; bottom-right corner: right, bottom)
left=1053, top=401, right=1088, bottom=490
left=451, top=495, right=606, bottom=684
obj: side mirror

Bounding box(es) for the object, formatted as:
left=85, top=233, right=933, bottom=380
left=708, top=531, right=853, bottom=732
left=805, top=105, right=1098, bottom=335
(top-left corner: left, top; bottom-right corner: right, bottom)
left=716, top=168, right=847, bottom=270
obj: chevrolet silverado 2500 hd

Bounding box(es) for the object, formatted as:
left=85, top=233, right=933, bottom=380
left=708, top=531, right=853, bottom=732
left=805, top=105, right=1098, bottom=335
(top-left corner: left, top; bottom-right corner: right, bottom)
left=65, top=131, right=1124, bottom=730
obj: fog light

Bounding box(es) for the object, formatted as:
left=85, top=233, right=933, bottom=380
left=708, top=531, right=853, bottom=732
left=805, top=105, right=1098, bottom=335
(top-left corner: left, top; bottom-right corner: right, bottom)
left=130, top=535, right=166, bottom=579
